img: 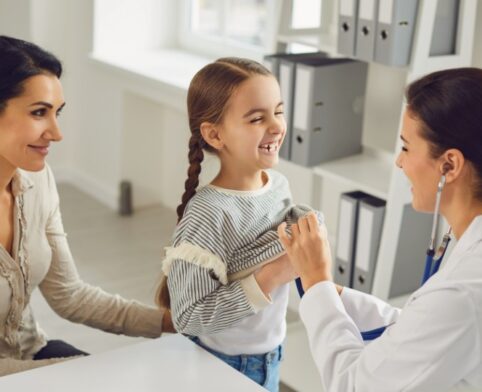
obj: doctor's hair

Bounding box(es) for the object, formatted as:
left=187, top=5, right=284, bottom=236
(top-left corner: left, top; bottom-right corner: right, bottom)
left=406, top=67, right=482, bottom=199
left=0, top=35, right=62, bottom=114
left=176, top=57, right=271, bottom=223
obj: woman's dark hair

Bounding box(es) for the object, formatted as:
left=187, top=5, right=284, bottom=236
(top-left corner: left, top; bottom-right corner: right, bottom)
left=156, top=57, right=271, bottom=310
left=0, top=35, right=62, bottom=113
left=406, top=67, right=482, bottom=199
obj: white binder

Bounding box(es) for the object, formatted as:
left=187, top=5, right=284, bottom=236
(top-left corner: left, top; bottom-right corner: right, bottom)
left=355, top=0, right=379, bottom=62
left=374, top=0, right=418, bottom=66
left=352, top=195, right=386, bottom=293
left=334, top=191, right=371, bottom=288
left=337, top=0, right=359, bottom=56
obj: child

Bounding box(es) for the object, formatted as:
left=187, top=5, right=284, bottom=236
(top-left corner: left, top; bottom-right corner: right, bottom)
left=157, top=58, right=322, bottom=392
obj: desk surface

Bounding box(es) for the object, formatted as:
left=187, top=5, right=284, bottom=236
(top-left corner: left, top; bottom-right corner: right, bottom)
left=0, top=334, right=265, bottom=391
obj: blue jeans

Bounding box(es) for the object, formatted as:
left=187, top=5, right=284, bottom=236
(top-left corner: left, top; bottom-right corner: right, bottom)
left=191, top=337, right=283, bottom=392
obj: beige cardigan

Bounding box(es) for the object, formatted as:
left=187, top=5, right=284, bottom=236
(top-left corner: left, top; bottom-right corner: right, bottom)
left=0, top=166, right=165, bottom=376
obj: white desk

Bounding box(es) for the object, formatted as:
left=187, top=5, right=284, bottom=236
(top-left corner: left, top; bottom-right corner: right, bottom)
left=0, top=334, right=266, bottom=391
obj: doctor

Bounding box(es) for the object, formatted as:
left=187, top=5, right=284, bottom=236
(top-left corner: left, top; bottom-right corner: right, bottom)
left=278, top=67, right=482, bottom=392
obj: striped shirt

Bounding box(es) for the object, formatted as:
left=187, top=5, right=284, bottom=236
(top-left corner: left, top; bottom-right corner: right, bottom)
left=163, top=170, right=323, bottom=355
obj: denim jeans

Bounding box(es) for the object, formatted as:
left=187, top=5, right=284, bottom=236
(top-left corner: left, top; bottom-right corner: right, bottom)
left=191, top=337, right=283, bottom=392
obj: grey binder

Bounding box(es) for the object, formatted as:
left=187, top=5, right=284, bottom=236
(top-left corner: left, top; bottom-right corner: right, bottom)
left=334, top=191, right=371, bottom=288
left=355, top=0, right=379, bottom=61
left=352, top=195, right=386, bottom=293
left=263, top=52, right=328, bottom=161
left=430, top=0, right=460, bottom=56
left=374, top=0, right=418, bottom=66
left=388, top=203, right=433, bottom=297
left=337, top=0, right=359, bottom=56
left=290, top=58, right=367, bottom=167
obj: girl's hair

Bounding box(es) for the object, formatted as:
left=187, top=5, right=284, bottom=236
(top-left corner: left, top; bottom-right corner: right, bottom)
left=177, top=57, right=271, bottom=223
left=0, top=36, right=62, bottom=114
left=406, top=67, right=482, bottom=199
left=156, top=58, right=271, bottom=309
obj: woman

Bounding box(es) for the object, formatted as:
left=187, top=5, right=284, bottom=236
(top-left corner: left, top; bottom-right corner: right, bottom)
left=0, top=35, right=174, bottom=377
left=278, top=67, right=482, bottom=391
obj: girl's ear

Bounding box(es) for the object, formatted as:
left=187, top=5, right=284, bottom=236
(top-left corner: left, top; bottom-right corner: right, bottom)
left=200, top=122, right=224, bottom=150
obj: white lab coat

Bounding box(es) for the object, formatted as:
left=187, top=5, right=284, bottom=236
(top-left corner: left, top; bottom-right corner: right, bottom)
left=300, top=215, right=482, bottom=392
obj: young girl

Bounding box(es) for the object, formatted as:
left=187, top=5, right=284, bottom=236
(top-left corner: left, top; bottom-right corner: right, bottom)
left=157, top=58, right=322, bottom=391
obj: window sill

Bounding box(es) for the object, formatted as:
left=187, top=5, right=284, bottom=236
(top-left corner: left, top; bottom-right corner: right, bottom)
left=89, top=49, right=213, bottom=111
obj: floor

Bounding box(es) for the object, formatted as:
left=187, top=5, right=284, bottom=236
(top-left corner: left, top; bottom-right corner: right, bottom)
left=30, top=183, right=297, bottom=392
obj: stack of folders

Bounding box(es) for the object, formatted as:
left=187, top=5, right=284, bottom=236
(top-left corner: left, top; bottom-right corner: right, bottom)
left=334, top=191, right=386, bottom=293
left=337, top=0, right=460, bottom=67
left=263, top=53, right=368, bottom=167
left=264, top=52, right=328, bottom=161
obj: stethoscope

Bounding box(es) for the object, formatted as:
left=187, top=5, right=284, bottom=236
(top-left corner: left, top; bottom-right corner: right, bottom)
left=295, top=172, right=452, bottom=341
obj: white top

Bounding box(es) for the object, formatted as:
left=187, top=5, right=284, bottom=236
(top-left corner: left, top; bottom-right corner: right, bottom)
left=300, top=215, right=482, bottom=392
left=0, top=334, right=265, bottom=391
left=0, top=166, right=164, bottom=376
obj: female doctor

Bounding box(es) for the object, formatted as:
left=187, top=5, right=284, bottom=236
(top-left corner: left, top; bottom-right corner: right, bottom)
left=278, top=67, right=482, bottom=392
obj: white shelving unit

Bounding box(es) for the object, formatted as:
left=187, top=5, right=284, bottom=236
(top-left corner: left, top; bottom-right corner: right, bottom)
left=273, top=1, right=478, bottom=391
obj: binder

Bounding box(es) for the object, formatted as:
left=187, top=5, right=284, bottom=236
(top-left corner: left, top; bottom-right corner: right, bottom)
left=334, top=191, right=371, bottom=288
left=355, top=0, right=379, bottom=62
left=374, top=0, right=418, bottom=66
left=263, top=52, right=328, bottom=161
left=290, top=57, right=367, bottom=167
left=337, top=0, right=359, bottom=56
left=430, top=0, right=460, bottom=56
left=352, top=195, right=386, bottom=293
left=388, top=203, right=433, bottom=297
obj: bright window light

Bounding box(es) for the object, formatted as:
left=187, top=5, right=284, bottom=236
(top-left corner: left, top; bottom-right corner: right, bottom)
left=291, top=0, right=322, bottom=29
left=189, top=0, right=269, bottom=47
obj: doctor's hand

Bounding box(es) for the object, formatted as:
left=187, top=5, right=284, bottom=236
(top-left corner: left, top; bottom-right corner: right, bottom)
left=278, top=212, right=334, bottom=292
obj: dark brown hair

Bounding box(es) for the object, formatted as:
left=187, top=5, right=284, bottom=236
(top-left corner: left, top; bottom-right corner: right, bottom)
left=406, top=67, right=482, bottom=199
left=0, top=35, right=62, bottom=114
left=156, top=57, right=271, bottom=309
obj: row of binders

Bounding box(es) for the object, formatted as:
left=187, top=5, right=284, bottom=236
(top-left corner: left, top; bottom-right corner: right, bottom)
left=263, top=52, right=368, bottom=167
left=334, top=190, right=436, bottom=296
left=338, top=0, right=460, bottom=66
left=334, top=191, right=386, bottom=293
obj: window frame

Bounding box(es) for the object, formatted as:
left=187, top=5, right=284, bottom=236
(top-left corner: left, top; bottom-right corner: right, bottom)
left=178, top=0, right=280, bottom=60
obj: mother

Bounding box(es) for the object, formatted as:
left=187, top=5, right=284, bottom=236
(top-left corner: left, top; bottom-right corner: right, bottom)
left=0, top=36, right=174, bottom=377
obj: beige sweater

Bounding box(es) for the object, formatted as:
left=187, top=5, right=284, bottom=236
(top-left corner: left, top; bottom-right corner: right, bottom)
left=0, top=166, right=164, bottom=377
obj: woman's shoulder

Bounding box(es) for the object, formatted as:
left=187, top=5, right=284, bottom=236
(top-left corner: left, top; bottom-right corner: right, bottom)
left=16, top=164, right=57, bottom=198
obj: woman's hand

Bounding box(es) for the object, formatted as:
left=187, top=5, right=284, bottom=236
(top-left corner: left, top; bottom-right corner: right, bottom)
left=255, top=253, right=298, bottom=297
left=161, top=309, right=176, bottom=333
left=277, top=212, right=334, bottom=292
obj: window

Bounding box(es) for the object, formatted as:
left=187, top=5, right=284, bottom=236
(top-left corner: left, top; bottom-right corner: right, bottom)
left=179, top=0, right=324, bottom=59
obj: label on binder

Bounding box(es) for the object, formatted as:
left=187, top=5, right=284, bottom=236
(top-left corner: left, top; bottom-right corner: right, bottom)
left=336, top=199, right=353, bottom=262
left=359, top=0, right=375, bottom=19
left=340, top=0, right=355, bottom=16
left=293, top=67, right=311, bottom=132
left=378, top=0, right=393, bottom=23
left=355, top=207, right=374, bottom=272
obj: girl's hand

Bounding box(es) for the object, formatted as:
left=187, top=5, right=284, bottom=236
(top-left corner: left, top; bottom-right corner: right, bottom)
left=277, top=212, right=334, bottom=292
left=255, top=253, right=298, bottom=297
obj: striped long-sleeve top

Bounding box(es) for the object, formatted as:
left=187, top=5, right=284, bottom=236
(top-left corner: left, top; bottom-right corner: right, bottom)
left=162, top=170, right=323, bottom=355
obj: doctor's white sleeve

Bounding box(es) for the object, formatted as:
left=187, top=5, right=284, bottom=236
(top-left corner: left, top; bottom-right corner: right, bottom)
left=340, top=286, right=401, bottom=332
left=299, top=281, right=479, bottom=392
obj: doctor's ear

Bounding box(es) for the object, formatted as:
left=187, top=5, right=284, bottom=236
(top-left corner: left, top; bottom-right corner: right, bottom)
left=440, top=149, right=464, bottom=182
left=200, top=122, right=224, bottom=151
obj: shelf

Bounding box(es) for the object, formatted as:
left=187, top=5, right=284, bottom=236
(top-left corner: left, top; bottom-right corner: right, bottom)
left=277, top=32, right=337, bottom=53
left=313, top=148, right=394, bottom=200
